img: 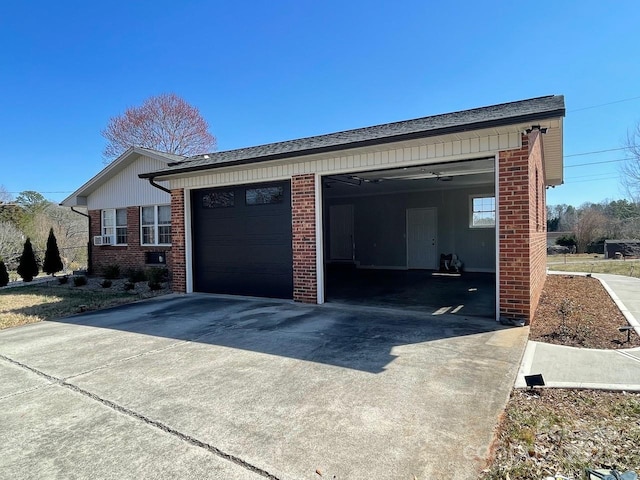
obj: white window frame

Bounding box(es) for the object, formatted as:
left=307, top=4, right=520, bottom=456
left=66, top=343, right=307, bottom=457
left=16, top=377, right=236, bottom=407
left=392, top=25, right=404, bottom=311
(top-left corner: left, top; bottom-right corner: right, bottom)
left=140, top=205, right=172, bottom=246
left=101, top=208, right=128, bottom=245
left=469, top=195, right=496, bottom=228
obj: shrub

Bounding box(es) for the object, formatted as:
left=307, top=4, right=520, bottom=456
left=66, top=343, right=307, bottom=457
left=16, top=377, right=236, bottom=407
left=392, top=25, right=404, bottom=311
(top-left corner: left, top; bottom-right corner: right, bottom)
left=73, top=275, right=88, bottom=287
left=146, top=267, right=166, bottom=291
left=0, top=260, right=9, bottom=287
left=100, top=279, right=112, bottom=288
left=146, top=267, right=168, bottom=283
left=123, top=281, right=135, bottom=291
left=556, top=235, right=577, bottom=248
left=43, top=228, right=64, bottom=276
left=102, top=264, right=121, bottom=280
left=126, top=268, right=147, bottom=283
left=17, top=238, right=39, bottom=282
left=58, top=275, right=69, bottom=284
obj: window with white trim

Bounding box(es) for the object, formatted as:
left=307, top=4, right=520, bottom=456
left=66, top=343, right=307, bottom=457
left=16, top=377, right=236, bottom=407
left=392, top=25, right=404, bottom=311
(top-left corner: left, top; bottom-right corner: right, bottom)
left=470, top=195, right=495, bottom=228
left=102, top=209, right=128, bottom=244
left=141, top=205, right=171, bottom=245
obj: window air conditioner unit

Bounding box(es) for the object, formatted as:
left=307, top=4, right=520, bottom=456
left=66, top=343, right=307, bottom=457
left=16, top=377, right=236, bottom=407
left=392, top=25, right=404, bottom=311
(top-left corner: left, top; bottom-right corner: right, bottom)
left=93, top=235, right=114, bottom=246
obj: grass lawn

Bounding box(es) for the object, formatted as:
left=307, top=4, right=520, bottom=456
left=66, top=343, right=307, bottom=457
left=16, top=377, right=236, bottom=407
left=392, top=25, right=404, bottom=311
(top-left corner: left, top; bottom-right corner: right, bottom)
left=0, top=278, right=170, bottom=330
left=547, top=255, right=640, bottom=278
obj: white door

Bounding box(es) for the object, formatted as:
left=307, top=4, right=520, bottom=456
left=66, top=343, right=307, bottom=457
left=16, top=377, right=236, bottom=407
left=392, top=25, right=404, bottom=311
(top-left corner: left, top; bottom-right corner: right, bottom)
left=407, top=208, right=437, bottom=269
left=329, top=204, right=354, bottom=261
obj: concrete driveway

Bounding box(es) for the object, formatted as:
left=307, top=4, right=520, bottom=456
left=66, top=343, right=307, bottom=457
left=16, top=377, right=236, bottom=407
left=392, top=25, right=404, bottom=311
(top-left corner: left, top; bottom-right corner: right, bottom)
left=0, top=294, right=527, bottom=479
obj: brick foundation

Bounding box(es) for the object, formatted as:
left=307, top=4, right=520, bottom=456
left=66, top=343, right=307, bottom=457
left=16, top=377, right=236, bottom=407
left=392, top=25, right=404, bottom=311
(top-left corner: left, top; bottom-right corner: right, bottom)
left=291, top=174, right=317, bottom=303
left=89, top=207, right=172, bottom=279
left=498, top=131, right=547, bottom=324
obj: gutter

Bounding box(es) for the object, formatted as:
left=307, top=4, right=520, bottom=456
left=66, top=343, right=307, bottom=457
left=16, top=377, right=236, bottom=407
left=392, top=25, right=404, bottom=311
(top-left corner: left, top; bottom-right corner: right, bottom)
left=138, top=107, right=566, bottom=180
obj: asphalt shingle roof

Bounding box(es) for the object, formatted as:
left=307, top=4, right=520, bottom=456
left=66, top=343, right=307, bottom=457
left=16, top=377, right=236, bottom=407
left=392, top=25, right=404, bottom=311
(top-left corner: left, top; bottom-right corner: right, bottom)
left=140, top=95, right=565, bottom=179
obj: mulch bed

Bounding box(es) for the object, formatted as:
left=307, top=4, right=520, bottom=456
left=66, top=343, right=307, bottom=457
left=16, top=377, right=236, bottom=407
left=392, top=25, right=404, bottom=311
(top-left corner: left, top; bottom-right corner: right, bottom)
left=530, top=275, right=640, bottom=349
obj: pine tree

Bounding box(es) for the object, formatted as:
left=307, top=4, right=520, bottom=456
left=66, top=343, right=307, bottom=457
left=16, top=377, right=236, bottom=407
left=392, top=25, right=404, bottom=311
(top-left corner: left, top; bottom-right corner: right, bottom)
left=17, top=237, right=39, bottom=282
left=43, top=228, right=64, bottom=276
left=0, top=259, right=9, bottom=287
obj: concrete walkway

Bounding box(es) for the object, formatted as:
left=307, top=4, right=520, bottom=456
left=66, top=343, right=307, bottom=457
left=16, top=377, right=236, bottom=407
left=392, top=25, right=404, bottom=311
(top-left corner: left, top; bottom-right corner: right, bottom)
left=516, top=272, right=640, bottom=390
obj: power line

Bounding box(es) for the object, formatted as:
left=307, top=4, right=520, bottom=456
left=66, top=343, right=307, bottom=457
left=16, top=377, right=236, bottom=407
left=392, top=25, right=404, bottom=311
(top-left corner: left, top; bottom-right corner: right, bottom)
left=564, top=157, right=633, bottom=168
left=568, top=95, right=640, bottom=113
left=561, top=176, right=620, bottom=184
left=564, top=147, right=628, bottom=157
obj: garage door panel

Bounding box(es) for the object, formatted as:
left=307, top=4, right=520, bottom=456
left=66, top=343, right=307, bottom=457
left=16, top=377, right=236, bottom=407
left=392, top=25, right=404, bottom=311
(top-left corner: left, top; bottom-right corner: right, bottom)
left=191, top=181, right=293, bottom=298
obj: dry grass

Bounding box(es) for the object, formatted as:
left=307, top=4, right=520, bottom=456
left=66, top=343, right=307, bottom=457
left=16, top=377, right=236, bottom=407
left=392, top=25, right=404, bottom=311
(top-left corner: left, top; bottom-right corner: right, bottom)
left=0, top=277, right=170, bottom=330
left=548, top=256, right=640, bottom=279
left=481, top=390, right=640, bottom=479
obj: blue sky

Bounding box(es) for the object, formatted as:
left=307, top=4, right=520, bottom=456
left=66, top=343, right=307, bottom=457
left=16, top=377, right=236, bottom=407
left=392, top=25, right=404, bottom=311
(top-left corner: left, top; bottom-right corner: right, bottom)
left=1, top=1, right=639, bottom=207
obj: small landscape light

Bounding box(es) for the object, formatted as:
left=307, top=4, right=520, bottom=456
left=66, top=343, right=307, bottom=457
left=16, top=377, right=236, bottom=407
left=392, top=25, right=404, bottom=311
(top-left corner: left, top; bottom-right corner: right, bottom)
left=524, top=373, right=545, bottom=389
left=619, top=325, right=634, bottom=343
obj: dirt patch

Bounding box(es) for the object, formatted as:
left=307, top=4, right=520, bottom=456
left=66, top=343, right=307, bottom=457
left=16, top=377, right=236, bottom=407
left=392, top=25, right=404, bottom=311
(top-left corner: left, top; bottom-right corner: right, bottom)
left=481, top=389, right=640, bottom=479
left=530, top=275, right=640, bottom=349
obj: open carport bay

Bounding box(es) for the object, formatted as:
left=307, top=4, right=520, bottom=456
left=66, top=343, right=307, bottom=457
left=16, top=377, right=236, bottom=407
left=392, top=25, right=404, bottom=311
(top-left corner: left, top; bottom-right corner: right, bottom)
left=322, top=159, right=497, bottom=317
left=0, top=295, right=527, bottom=480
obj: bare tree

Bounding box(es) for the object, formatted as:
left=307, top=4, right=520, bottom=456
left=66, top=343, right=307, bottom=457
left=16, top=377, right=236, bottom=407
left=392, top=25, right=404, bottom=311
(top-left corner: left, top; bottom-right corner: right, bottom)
left=0, top=185, right=12, bottom=204
left=0, top=221, right=24, bottom=266
left=622, top=123, right=640, bottom=202
left=573, top=207, right=607, bottom=253
left=102, top=93, right=216, bottom=162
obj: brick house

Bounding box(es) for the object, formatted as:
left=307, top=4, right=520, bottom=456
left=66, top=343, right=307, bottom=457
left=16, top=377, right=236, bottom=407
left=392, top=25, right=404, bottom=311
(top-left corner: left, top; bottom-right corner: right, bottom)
left=64, top=96, right=564, bottom=324
left=135, top=95, right=565, bottom=324
left=61, top=147, right=185, bottom=275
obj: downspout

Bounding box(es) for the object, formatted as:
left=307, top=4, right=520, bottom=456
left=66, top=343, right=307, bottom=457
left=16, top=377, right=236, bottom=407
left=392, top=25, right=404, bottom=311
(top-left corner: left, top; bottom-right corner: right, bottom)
left=69, top=206, right=92, bottom=275
left=147, top=177, right=172, bottom=194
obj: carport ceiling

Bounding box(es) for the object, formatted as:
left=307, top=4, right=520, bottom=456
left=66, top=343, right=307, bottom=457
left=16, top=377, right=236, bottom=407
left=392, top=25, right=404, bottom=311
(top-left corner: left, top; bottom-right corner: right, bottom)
left=324, top=157, right=494, bottom=196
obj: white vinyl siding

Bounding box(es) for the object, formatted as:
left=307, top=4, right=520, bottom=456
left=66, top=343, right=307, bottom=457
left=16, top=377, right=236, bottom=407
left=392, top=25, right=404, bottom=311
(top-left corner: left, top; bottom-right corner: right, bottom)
left=169, top=132, right=521, bottom=191
left=102, top=208, right=127, bottom=244
left=88, top=156, right=171, bottom=210
left=141, top=205, right=171, bottom=245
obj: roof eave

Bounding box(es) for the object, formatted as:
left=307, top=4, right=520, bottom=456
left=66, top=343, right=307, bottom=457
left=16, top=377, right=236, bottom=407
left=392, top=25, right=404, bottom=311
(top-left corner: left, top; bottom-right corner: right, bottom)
left=140, top=107, right=566, bottom=179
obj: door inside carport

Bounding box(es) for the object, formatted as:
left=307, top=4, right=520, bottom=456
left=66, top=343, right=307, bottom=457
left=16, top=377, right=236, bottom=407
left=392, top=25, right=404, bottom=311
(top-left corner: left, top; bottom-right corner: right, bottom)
left=191, top=181, right=293, bottom=298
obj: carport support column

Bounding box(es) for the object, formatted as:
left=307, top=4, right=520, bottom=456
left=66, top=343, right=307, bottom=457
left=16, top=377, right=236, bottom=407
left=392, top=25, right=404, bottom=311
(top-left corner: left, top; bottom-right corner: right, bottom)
left=291, top=174, right=318, bottom=303
left=498, top=131, right=547, bottom=324
left=171, top=188, right=187, bottom=293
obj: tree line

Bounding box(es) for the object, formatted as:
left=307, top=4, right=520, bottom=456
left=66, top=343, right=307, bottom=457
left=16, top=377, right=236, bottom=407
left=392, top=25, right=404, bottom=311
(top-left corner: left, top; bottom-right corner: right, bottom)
left=547, top=199, right=640, bottom=253
left=0, top=188, right=88, bottom=280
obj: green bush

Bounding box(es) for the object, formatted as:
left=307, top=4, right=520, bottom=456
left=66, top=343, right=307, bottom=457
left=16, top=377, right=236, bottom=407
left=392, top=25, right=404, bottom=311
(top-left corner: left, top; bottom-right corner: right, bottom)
left=556, top=235, right=577, bottom=247
left=123, top=281, right=135, bottom=291
left=58, top=275, right=69, bottom=284
left=73, top=275, right=88, bottom=287
left=17, top=238, right=39, bottom=282
left=0, top=260, right=9, bottom=287
left=43, top=228, right=64, bottom=276
left=102, top=264, right=121, bottom=280
left=126, top=268, right=147, bottom=283
left=146, top=267, right=168, bottom=283
left=100, top=279, right=112, bottom=288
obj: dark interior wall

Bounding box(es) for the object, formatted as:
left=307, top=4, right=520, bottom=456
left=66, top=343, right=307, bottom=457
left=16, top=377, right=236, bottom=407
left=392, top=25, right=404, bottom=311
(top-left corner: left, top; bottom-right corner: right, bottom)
left=324, top=185, right=495, bottom=271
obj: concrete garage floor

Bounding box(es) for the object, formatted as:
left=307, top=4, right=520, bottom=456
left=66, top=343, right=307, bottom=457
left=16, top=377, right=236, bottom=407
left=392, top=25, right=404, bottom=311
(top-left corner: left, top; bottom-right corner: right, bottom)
left=326, top=265, right=496, bottom=318
left=0, top=294, right=526, bottom=479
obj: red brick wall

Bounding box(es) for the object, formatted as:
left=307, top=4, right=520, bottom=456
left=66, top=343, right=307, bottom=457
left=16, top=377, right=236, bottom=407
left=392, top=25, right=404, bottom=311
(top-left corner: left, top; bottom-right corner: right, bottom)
left=170, top=189, right=186, bottom=293
left=498, top=131, right=547, bottom=324
left=291, top=174, right=317, bottom=303
left=89, top=207, right=172, bottom=278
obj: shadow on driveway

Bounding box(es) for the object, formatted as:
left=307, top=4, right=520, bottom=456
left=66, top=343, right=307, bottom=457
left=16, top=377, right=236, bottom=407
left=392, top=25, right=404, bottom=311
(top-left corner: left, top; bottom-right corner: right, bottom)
left=46, top=293, right=504, bottom=374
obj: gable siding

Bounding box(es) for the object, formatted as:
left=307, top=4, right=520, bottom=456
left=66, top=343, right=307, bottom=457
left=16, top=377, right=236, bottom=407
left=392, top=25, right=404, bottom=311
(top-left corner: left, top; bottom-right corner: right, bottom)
left=88, top=156, right=171, bottom=209
left=169, top=133, right=521, bottom=190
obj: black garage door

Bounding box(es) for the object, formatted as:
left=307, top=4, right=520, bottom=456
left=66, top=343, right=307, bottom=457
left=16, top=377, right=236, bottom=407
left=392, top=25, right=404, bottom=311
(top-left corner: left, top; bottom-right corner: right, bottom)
left=191, top=181, right=293, bottom=298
